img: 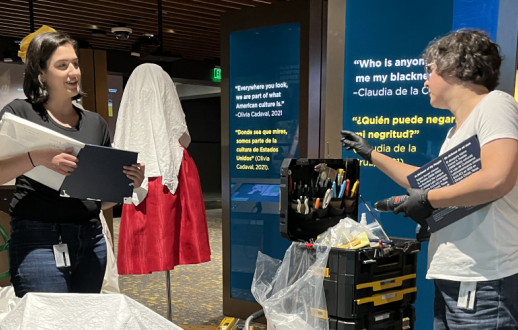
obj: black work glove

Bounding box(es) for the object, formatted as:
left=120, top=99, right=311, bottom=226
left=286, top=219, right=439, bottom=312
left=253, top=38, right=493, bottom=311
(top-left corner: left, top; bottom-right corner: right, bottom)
left=341, top=130, right=373, bottom=163
left=393, top=188, right=435, bottom=227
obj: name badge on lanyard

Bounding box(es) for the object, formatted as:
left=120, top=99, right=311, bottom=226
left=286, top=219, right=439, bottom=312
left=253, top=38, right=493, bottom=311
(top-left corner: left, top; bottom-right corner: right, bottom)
left=457, top=281, right=476, bottom=310
left=53, top=235, right=71, bottom=268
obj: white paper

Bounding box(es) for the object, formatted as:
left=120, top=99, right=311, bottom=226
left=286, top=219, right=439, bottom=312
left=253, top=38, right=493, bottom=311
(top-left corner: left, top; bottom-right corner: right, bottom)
left=0, top=113, right=85, bottom=190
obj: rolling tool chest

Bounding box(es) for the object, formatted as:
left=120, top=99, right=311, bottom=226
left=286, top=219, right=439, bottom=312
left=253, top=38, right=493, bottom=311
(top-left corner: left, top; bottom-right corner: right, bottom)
left=280, top=158, right=420, bottom=330
left=329, top=305, right=416, bottom=330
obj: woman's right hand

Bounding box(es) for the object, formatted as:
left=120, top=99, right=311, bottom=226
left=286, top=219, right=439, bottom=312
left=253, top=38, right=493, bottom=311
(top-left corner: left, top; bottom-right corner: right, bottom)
left=341, top=130, right=374, bottom=163
left=30, top=148, right=78, bottom=176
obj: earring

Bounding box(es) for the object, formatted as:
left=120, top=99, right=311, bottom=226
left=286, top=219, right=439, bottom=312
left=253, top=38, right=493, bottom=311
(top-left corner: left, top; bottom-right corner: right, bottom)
left=38, top=74, right=48, bottom=97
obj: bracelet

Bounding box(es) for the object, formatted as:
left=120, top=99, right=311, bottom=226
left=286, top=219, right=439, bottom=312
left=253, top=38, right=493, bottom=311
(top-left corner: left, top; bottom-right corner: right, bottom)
left=28, top=151, right=35, bottom=167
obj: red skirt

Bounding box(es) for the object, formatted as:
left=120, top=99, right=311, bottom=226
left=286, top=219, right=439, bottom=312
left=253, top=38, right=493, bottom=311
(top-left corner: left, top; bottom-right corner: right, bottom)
left=117, top=147, right=211, bottom=274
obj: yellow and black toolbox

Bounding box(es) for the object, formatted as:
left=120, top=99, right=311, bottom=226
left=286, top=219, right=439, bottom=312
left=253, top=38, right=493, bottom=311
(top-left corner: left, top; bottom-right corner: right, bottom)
left=280, top=158, right=420, bottom=330
left=329, top=305, right=415, bottom=330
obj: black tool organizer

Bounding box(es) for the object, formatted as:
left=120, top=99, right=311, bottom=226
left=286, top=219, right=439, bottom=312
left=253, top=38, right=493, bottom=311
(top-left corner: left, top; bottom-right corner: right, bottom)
left=280, top=158, right=420, bottom=330
left=280, top=158, right=360, bottom=242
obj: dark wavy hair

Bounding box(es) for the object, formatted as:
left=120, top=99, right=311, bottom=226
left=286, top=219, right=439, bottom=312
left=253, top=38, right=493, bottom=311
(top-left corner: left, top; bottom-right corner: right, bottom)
left=23, top=31, right=84, bottom=104
left=423, top=29, right=502, bottom=91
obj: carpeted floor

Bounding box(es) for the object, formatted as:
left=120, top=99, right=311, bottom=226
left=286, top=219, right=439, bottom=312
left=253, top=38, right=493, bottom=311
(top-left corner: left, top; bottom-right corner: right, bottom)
left=114, top=209, right=225, bottom=326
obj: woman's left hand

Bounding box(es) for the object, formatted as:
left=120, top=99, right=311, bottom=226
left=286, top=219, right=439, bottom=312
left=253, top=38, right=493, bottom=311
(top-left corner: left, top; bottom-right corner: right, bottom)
left=124, top=163, right=145, bottom=188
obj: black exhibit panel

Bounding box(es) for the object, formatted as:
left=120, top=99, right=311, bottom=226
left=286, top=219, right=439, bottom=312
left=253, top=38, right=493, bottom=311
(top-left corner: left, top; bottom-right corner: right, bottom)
left=221, top=0, right=326, bottom=319
left=182, top=96, right=222, bottom=194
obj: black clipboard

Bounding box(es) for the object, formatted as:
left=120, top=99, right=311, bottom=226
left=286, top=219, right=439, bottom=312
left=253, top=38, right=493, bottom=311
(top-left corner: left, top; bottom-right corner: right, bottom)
left=59, top=144, right=138, bottom=203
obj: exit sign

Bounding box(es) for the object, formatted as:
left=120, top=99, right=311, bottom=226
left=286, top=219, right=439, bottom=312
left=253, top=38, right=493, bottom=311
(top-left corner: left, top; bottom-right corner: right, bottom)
left=213, top=68, right=221, bottom=82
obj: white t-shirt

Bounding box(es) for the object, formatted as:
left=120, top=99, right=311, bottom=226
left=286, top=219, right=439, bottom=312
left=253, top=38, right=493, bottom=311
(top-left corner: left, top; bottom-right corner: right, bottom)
left=427, top=91, right=518, bottom=281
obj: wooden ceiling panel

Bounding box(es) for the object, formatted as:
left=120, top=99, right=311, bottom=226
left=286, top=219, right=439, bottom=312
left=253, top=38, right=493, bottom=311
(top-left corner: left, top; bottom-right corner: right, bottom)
left=128, top=0, right=227, bottom=14
left=32, top=1, right=222, bottom=29
left=2, top=8, right=222, bottom=38
left=0, top=0, right=283, bottom=60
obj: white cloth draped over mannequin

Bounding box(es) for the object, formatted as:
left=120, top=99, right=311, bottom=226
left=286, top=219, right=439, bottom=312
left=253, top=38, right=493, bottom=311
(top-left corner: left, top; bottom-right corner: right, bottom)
left=113, top=64, right=189, bottom=205
left=99, top=211, right=119, bottom=294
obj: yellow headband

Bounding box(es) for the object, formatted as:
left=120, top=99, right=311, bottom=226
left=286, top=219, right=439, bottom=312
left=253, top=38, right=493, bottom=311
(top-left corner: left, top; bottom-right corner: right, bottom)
left=18, top=25, right=57, bottom=63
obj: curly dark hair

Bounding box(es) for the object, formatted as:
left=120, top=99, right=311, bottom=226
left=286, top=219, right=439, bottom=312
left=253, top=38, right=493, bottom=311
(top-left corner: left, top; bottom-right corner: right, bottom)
left=23, top=31, right=84, bottom=104
left=423, top=29, right=502, bottom=91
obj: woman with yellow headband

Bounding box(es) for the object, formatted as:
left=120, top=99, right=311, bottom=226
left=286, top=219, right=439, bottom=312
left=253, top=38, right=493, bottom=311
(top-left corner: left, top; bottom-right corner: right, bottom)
left=0, top=27, right=145, bottom=297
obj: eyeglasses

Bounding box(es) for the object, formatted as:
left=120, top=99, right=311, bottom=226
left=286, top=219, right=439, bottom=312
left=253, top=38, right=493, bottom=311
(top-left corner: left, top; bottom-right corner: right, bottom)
left=425, top=62, right=435, bottom=78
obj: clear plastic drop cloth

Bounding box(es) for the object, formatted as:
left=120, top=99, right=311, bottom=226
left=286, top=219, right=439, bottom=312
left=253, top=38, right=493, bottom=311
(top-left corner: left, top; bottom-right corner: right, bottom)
left=315, top=218, right=378, bottom=247
left=252, top=242, right=331, bottom=330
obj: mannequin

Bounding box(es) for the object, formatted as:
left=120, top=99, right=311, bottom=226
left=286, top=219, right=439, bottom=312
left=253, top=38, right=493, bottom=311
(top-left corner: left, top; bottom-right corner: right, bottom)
left=114, top=63, right=211, bottom=274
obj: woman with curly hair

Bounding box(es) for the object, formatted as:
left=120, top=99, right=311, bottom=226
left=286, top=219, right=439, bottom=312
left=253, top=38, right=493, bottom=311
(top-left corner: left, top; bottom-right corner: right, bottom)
left=342, top=29, right=518, bottom=329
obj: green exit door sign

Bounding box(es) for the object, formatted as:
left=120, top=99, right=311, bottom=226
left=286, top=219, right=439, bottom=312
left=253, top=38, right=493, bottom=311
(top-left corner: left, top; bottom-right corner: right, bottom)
left=213, top=68, right=221, bottom=82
